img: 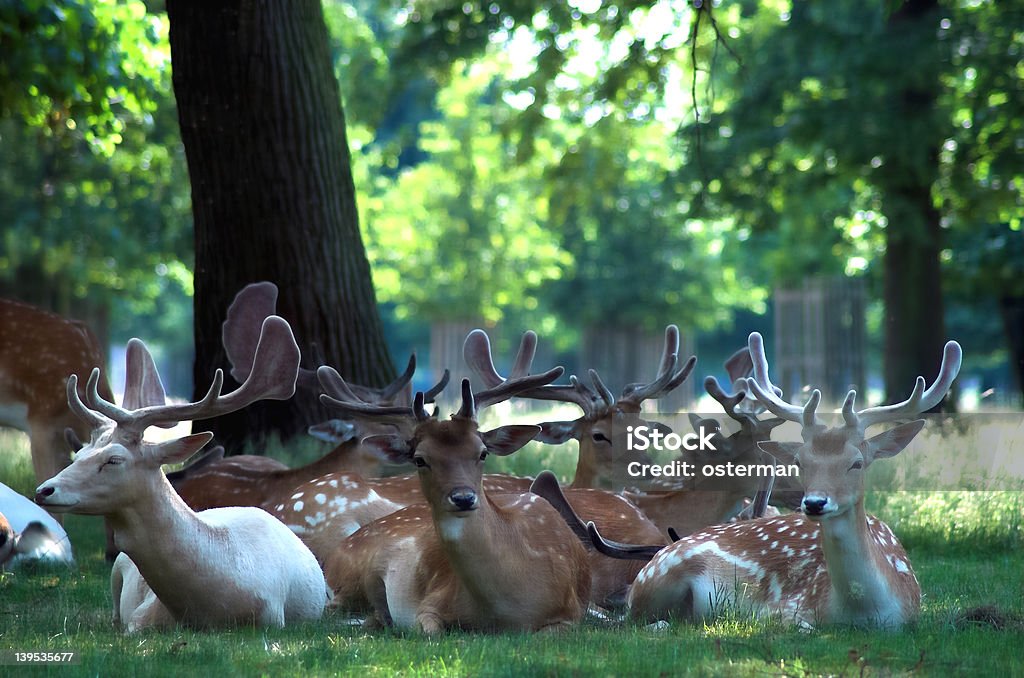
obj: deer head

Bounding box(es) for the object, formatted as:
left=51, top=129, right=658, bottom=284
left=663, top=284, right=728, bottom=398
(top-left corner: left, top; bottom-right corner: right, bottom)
left=35, top=316, right=301, bottom=516
left=319, top=338, right=563, bottom=518
left=464, top=326, right=696, bottom=488
left=744, top=332, right=962, bottom=520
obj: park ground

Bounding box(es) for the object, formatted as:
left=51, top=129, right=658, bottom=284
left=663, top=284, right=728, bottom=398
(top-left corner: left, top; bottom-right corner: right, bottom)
left=1, top=429, right=1021, bottom=677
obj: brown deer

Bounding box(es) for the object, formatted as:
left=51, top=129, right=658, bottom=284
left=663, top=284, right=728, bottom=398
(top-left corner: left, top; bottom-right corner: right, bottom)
left=0, top=299, right=114, bottom=510
left=35, top=316, right=328, bottom=632
left=619, top=373, right=786, bottom=539
left=463, top=326, right=696, bottom=488
left=602, top=332, right=961, bottom=629
left=321, top=366, right=592, bottom=633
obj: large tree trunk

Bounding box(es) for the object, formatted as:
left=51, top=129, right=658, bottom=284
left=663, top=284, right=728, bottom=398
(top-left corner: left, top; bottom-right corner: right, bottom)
left=999, top=296, right=1024, bottom=405
left=167, top=0, right=395, bottom=454
left=880, top=0, right=948, bottom=406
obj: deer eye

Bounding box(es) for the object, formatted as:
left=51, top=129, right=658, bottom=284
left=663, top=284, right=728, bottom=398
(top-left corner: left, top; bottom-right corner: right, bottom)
left=479, top=450, right=488, bottom=461
left=100, top=456, right=125, bottom=471
left=592, top=432, right=610, bottom=443
left=413, top=456, right=429, bottom=469
left=849, top=459, right=863, bottom=471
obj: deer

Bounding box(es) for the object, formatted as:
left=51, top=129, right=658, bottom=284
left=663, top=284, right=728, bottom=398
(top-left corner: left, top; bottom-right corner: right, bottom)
left=0, top=298, right=120, bottom=557
left=593, top=332, right=962, bottom=630
left=320, top=359, right=592, bottom=633
left=464, top=325, right=696, bottom=489
left=266, top=353, right=539, bottom=560
left=34, top=315, right=329, bottom=632
left=618, top=373, right=787, bottom=540
left=0, top=480, right=74, bottom=569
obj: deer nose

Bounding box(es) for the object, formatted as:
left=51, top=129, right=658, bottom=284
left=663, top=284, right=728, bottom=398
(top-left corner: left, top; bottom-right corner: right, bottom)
left=447, top=488, right=478, bottom=512
left=802, top=496, right=828, bottom=515
left=35, top=486, right=55, bottom=504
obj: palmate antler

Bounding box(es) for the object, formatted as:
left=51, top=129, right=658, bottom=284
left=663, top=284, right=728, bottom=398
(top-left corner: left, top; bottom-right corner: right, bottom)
left=743, top=332, right=963, bottom=431
left=67, top=316, right=301, bottom=434
left=318, top=331, right=564, bottom=424
left=223, top=281, right=419, bottom=405
left=463, top=326, right=696, bottom=417
left=317, top=363, right=451, bottom=424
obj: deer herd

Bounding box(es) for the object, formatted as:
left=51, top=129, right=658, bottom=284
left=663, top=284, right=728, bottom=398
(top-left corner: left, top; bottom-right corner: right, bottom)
left=1, top=283, right=961, bottom=635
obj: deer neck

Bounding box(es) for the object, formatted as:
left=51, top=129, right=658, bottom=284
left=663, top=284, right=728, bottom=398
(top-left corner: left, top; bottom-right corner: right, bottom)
left=817, top=499, right=900, bottom=622
left=294, top=439, right=366, bottom=481
left=570, top=438, right=599, bottom=488
left=106, top=475, right=213, bottom=593
left=428, top=493, right=526, bottom=608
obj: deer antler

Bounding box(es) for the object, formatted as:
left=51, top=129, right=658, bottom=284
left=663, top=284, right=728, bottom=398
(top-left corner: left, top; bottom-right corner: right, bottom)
left=843, top=341, right=962, bottom=429
left=744, top=332, right=962, bottom=432
left=223, top=281, right=421, bottom=405
left=619, top=325, right=696, bottom=407
left=458, top=330, right=565, bottom=414
left=464, top=326, right=694, bottom=416
left=317, top=362, right=450, bottom=424
left=463, top=330, right=598, bottom=413
left=75, top=316, right=300, bottom=434
left=742, top=332, right=822, bottom=428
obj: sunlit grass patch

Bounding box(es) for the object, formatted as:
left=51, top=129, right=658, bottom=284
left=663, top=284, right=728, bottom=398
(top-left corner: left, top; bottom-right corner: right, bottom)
left=0, top=430, right=34, bottom=495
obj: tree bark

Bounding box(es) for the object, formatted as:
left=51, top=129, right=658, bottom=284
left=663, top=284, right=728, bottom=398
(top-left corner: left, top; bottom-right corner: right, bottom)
left=167, top=0, right=395, bottom=454
left=880, top=0, right=949, bottom=406
left=999, top=296, right=1024, bottom=405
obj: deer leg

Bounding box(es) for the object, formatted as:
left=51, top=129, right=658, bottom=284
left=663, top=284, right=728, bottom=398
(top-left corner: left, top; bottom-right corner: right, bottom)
left=126, top=593, right=175, bottom=633
left=537, top=619, right=574, bottom=633
left=27, top=424, right=69, bottom=526
left=414, top=610, right=445, bottom=635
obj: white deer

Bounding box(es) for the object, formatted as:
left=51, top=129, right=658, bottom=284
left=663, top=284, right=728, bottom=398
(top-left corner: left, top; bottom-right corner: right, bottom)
left=35, top=316, right=329, bottom=632
left=605, top=332, right=961, bottom=629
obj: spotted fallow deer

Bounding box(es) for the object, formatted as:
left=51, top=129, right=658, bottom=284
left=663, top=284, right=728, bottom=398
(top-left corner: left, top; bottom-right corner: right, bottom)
left=464, top=326, right=696, bottom=489
left=267, top=362, right=532, bottom=561
left=0, top=299, right=117, bottom=553
left=34, top=316, right=329, bottom=632
left=618, top=374, right=786, bottom=540
left=609, top=332, right=961, bottom=629
left=321, top=366, right=592, bottom=633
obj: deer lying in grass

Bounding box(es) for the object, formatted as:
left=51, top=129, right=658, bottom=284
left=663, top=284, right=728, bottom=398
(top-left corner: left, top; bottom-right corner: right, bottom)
left=35, top=316, right=329, bottom=632
left=322, top=363, right=592, bottom=633
left=619, top=373, right=786, bottom=539
left=0, top=481, right=74, bottom=569
left=267, top=361, right=532, bottom=560
left=465, top=326, right=695, bottom=489
left=593, top=332, right=961, bottom=630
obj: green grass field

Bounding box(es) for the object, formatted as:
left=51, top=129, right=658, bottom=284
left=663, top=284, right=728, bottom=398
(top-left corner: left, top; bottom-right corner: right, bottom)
left=1, top=430, right=1022, bottom=677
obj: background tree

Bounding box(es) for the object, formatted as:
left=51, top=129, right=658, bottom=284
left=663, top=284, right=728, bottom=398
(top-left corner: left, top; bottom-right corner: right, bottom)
left=166, top=0, right=396, bottom=453
left=0, top=0, right=193, bottom=389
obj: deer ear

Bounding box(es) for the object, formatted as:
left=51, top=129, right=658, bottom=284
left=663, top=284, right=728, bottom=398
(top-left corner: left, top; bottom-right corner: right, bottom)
left=687, top=413, right=704, bottom=431
left=535, top=421, right=580, bottom=445
left=481, top=425, right=541, bottom=456
left=154, top=432, right=215, bottom=466
left=360, top=434, right=413, bottom=464
left=307, top=419, right=357, bottom=444
left=864, top=420, right=926, bottom=463
left=758, top=441, right=801, bottom=466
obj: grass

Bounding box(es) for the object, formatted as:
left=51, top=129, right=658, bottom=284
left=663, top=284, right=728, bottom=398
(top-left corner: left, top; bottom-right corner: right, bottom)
left=2, top=429, right=1023, bottom=676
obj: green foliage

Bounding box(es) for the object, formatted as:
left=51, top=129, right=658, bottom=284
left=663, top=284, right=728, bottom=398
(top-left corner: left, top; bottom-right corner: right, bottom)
left=0, top=0, right=167, bottom=153
left=0, top=1, right=192, bottom=346
left=358, top=55, right=570, bottom=324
